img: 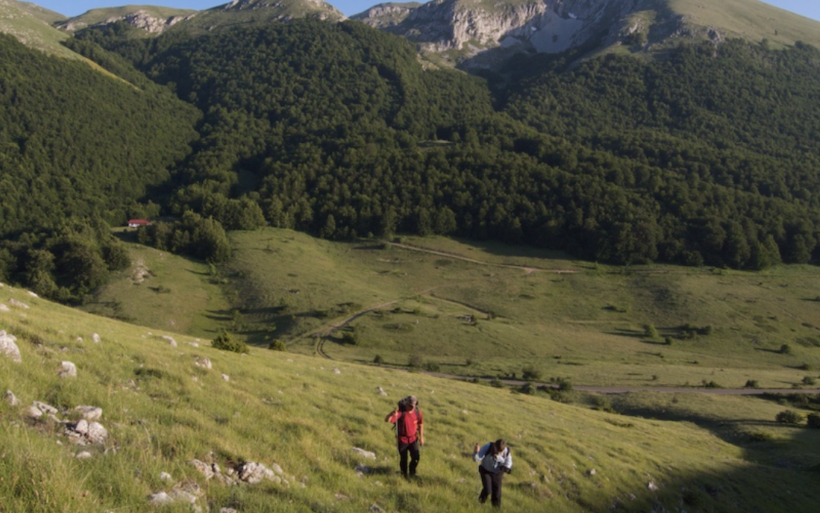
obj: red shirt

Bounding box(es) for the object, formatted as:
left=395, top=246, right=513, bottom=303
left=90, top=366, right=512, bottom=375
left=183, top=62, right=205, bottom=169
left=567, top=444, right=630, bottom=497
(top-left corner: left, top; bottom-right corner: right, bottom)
left=388, top=409, right=423, bottom=444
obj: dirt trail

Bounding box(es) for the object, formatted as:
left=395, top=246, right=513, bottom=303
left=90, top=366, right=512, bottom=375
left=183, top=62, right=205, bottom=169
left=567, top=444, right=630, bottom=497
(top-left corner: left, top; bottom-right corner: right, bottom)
left=389, top=241, right=576, bottom=275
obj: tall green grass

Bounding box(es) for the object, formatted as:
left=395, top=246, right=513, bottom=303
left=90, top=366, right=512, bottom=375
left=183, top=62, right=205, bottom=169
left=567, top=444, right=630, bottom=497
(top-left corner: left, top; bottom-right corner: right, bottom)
left=3, top=281, right=820, bottom=511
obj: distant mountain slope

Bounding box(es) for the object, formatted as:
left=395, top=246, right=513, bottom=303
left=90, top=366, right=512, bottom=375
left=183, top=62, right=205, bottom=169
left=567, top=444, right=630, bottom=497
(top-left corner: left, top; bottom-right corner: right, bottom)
left=378, top=0, right=820, bottom=68
left=173, top=0, right=345, bottom=34
left=60, top=0, right=346, bottom=37
left=0, top=0, right=79, bottom=58
left=350, top=2, right=420, bottom=28
left=55, top=5, right=197, bottom=34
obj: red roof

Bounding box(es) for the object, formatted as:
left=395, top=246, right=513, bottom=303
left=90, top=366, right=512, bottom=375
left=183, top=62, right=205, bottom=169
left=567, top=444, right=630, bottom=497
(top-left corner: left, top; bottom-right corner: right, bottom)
left=127, top=219, right=150, bottom=225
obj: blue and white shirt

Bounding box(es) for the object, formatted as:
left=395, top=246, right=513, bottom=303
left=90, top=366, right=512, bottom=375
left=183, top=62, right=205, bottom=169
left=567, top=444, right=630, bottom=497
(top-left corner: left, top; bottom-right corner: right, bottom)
left=473, top=443, right=513, bottom=474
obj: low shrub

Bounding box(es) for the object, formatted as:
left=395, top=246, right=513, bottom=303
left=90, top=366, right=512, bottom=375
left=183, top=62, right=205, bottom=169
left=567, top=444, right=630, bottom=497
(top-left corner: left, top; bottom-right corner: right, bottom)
left=212, top=331, right=248, bottom=354
left=780, top=344, right=793, bottom=355
left=744, top=380, right=760, bottom=389
left=268, top=339, right=286, bottom=351
left=775, top=410, right=803, bottom=425
left=522, top=365, right=542, bottom=381
left=807, top=413, right=820, bottom=429
left=373, top=354, right=384, bottom=365
left=803, top=376, right=817, bottom=386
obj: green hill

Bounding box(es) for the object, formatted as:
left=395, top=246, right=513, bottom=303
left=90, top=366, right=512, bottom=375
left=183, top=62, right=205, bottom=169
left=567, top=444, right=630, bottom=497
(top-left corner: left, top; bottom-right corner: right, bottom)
left=89, top=228, right=820, bottom=393
left=3, top=274, right=820, bottom=512
left=0, top=0, right=78, bottom=58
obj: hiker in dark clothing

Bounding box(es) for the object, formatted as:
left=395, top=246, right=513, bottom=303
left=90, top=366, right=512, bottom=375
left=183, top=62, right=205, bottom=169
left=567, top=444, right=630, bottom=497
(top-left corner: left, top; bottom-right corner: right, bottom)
left=385, top=395, right=424, bottom=478
left=473, top=439, right=512, bottom=507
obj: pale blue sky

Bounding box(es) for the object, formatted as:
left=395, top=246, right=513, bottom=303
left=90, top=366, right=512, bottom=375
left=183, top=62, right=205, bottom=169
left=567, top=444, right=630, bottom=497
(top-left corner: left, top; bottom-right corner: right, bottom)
left=29, top=0, right=820, bottom=23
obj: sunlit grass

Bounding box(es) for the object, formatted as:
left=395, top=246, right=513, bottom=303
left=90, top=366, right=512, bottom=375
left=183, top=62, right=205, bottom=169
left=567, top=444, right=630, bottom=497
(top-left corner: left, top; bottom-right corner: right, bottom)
left=3, top=283, right=820, bottom=511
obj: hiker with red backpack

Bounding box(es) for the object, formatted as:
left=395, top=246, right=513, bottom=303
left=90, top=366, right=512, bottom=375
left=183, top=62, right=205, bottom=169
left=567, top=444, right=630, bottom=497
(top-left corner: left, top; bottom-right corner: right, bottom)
left=385, top=395, right=424, bottom=479
left=473, top=439, right=512, bottom=507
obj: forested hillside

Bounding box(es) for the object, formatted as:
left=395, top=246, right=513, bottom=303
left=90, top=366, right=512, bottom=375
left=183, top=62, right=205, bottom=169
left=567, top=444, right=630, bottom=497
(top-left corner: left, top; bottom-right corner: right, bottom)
left=78, top=20, right=820, bottom=270
left=0, top=33, right=200, bottom=301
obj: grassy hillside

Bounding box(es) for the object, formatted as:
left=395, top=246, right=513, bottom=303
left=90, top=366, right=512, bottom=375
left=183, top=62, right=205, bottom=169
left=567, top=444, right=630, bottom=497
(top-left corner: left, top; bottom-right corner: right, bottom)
left=95, top=229, right=820, bottom=392
left=668, top=0, right=820, bottom=49
left=0, top=0, right=79, bottom=58
left=221, top=230, right=820, bottom=389
left=79, top=240, right=231, bottom=338
left=2, top=280, right=820, bottom=512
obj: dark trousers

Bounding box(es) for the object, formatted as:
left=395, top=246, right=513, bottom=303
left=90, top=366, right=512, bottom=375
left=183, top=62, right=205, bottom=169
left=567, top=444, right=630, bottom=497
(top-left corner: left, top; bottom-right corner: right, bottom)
left=479, top=466, right=504, bottom=507
left=398, top=439, right=420, bottom=477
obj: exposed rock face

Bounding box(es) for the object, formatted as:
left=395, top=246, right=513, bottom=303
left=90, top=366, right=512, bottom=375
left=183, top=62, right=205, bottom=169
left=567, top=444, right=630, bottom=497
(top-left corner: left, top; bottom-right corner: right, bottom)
left=60, top=9, right=195, bottom=33
left=380, top=0, right=693, bottom=68
left=351, top=2, right=420, bottom=28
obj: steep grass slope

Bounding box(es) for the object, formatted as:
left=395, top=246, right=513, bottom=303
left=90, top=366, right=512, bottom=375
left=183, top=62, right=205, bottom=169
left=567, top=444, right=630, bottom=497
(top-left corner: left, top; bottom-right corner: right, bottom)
left=0, top=0, right=79, bottom=58
left=3, top=281, right=820, bottom=511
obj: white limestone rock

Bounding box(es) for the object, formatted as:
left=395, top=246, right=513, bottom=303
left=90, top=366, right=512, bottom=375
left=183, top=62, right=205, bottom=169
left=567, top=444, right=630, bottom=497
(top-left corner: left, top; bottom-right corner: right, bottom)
left=4, top=390, right=20, bottom=406
left=0, top=331, right=21, bottom=363
left=352, top=447, right=377, bottom=460
left=74, top=406, right=103, bottom=421
left=58, top=361, right=77, bottom=378
left=86, top=422, right=108, bottom=444
left=9, top=298, right=29, bottom=309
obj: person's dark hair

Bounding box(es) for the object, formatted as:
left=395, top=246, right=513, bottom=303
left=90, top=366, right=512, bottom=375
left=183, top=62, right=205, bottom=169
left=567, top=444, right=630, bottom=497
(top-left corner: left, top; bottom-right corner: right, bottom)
left=491, top=439, right=506, bottom=455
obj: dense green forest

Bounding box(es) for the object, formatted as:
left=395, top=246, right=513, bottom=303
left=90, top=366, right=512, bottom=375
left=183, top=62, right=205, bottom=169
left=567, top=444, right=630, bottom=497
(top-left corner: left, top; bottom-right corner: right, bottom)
left=80, top=21, right=819, bottom=269
left=0, top=34, right=200, bottom=301
left=4, top=19, right=820, bottom=302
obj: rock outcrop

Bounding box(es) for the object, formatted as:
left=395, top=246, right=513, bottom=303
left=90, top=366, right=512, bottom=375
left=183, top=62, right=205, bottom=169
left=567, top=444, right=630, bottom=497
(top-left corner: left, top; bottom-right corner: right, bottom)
left=0, top=330, right=21, bottom=363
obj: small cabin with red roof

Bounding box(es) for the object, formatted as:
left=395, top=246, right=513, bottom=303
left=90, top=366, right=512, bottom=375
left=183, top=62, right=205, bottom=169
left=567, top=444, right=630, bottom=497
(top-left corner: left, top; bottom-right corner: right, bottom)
left=127, top=219, right=150, bottom=228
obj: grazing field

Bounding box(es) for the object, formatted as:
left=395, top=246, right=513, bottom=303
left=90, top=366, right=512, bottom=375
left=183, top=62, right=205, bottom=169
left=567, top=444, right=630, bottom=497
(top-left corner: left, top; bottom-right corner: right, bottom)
left=2, top=283, right=820, bottom=512
left=81, top=242, right=231, bottom=339
left=206, top=230, right=820, bottom=391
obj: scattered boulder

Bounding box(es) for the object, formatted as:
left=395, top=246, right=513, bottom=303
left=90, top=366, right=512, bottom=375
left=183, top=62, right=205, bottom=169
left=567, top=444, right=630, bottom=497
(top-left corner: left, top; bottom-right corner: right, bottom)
left=160, top=472, right=173, bottom=482
left=195, top=357, right=212, bottom=370
left=352, top=447, right=377, bottom=460
left=377, top=387, right=387, bottom=396
left=4, top=390, right=20, bottom=406
left=92, top=333, right=101, bottom=344
left=220, top=509, right=238, bottom=513
left=237, top=462, right=281, bottom=485
left=147, top=490, right=197, bottom=507
left=66, top=420, right=108, bottom=445
left=161, top=335, right=177, bottom=347
left=58, top=361, right=77, bottom=379
left=74, top=419, right=89, bottom=436
left=0, top=304, right=9, bottom=312
left=26, top=406, right=43, bottom=419
left=190, top=459, right=215, bottom=480
left=74, top=406, right=103, bottom=421
left=0, top=331, right=22, bottom=363
left=333, top=368, right=341, bottom=375
left=587, top=468, right=597, bottom=477
left=8, top=298, right=29, bottom=309
left=27, top=291, right=38, bottom=297
left=221, top=374, right=230, bottom=382
left=33, top=401, right=58, bottom=415
left=86, top=422, right=109, bottom=443
left=648, top=481, right=659, bottom=492
left=370, top=506, right=385, bottom=513
left=76, top=451, right=93, bottom=460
